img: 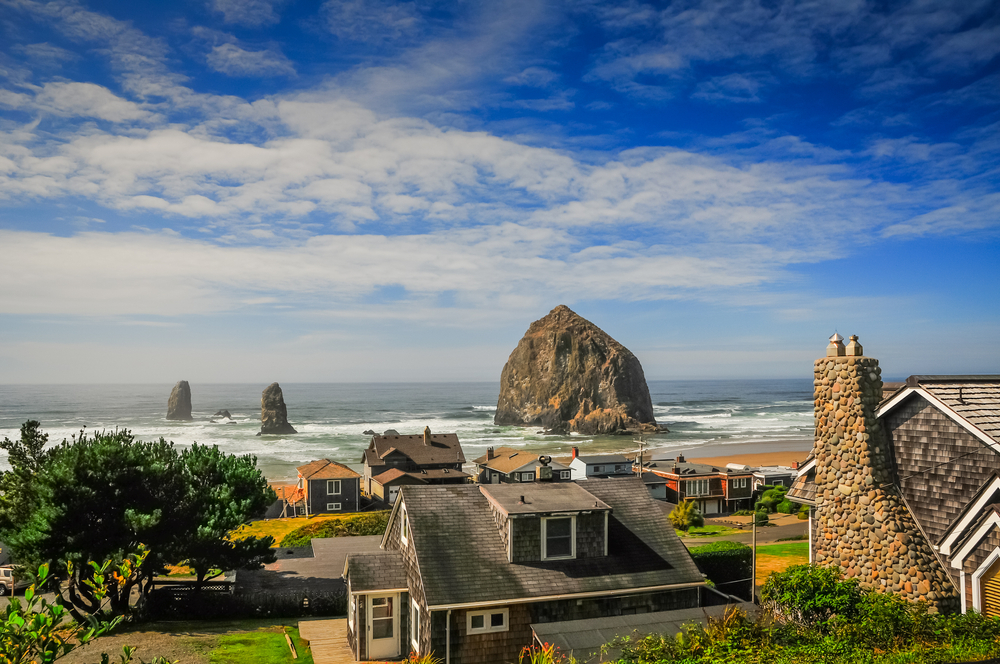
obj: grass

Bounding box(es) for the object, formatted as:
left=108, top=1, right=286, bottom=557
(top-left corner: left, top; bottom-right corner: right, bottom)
left=231, top=513, right=352, bottom=545
left=676, top=524, right=749, bottom=538
left=755, top=540, right=809, bottom=587
left=210, top=624, right=313, bottom=664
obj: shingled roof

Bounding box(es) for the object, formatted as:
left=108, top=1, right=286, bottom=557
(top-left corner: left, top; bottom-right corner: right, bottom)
left=296, top=459, right=361, bottom=480
left=362, top=432, right=466, bottom=467
left=344, top=550, right=408, bottom=592
left=473, top=447, right=569, bottom=474
left=879, top=376, right=1000, bottom=451
left=398, top=478, right=704, bottom=608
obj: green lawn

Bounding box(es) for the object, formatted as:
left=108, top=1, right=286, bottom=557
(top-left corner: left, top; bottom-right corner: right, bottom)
left=756, top=540, right=809, bottom=557
left=210, top=625, right=313, bottom=664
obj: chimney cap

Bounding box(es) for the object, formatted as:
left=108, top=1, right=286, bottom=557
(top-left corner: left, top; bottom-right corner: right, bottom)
left=829, top=332, right=844, bottom=343
left=827, top=332, right=846, bottom=357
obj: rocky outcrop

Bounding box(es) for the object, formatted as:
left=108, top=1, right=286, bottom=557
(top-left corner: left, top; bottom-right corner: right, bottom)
left=259, top=383, right=297, bottom=435
left=495, top=305, right=659, bottom=435
left=166, top=381, right=192, bottom=421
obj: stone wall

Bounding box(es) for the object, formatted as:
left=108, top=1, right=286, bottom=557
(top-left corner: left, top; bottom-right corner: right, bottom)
left=811, top=335, right=958, bottom=611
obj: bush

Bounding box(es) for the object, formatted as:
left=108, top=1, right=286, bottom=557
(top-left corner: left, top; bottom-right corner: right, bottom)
left=776, top=499, right=796, bottom=514
left=754, top=510, right=769, bottom=526
left=760, top=564, right=861, bottom=628
left=280, top=511, right=390, bottom=547
left=798, top=509, right=809, bottom=520
left=689, top=541, right=753, bottom=601
left=668, top=501, right=704, bottom=532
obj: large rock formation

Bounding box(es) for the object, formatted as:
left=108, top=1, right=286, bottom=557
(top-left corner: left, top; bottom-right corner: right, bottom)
left=166, top=381, right=192, bottom=421
left=259, top=382, right=297, bottom=435
left=495, top=305, right=659, bottom=435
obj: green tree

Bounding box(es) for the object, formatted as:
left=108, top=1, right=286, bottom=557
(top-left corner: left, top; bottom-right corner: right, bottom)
left=668, top=500, right=704, bottom=531
left=0, top=425, right=276, bottom=617
left=0, top=421, right=52, bottom=533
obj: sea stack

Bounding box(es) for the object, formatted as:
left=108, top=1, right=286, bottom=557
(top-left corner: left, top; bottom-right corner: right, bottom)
left=495, top=305, right=659, bottom=434
left=166, top=381, right=193, bottom=421
left=259, top=382, right=297, bottom=435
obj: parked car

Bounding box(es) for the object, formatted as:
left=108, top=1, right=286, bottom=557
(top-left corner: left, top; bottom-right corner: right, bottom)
left=0, top=565, right=30, bottom=594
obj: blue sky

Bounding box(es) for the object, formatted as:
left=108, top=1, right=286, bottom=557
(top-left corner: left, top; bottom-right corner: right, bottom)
left=0, top=0, right=998, bottom=383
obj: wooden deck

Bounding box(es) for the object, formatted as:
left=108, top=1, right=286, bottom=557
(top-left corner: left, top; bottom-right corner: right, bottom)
left=298, top=618, right=356, bottom=664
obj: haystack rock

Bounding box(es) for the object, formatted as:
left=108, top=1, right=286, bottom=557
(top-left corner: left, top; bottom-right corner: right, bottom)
left=495, top=305, right=659, bottom=435
left=166, top=381, right=193, bottom=421
left=259, top=383, right=297, bottom=435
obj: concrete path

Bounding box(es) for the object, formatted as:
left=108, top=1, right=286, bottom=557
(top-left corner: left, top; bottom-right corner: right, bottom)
left=299, top=618, right=356, bottom=664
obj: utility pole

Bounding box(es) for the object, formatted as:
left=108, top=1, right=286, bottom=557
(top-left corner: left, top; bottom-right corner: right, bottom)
left=752, top=518, right=757, bottom=603
left=634, top=436, right=647, bottom=477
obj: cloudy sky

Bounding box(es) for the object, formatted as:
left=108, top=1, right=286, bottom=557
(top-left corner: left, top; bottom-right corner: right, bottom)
left=1, top=0, right=998, bottom=383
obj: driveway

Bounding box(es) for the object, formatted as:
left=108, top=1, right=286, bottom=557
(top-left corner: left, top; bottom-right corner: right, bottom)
left=237, top=536, right=383, bottom=594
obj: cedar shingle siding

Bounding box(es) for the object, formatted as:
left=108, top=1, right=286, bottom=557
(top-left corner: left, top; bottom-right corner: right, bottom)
left=886, top=394, right=1000, bottom=575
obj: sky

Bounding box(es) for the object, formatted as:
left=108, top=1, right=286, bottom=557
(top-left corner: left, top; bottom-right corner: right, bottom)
left=0, top=0, right=998, bottom=384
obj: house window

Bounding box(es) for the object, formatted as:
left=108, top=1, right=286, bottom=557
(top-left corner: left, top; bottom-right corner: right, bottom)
left=467, top=608, right=508, bottom=634
left=541, top=516, right=575, bottom=560
left=297, top=477, right=303, bottom=489
left=686, top=479, right=709, bottom=496
left=560, top=470, right=570, bottom=480
left=327, top=503, right=341, bottom=511
left=410, top=598, right=420, bottom=650
left=615, top=465, right=626, bottom=472
left=348, top=594, right=356, bottom=630
left=592, top=465, right=603, bottom=473
left=521, top=472, right=534, bottom=482
left=731, top=477, right=748, bottom=489
left=401, top=506, right=409, bottom=546
left=327, top=479, right=342, bottom=495
left=774, top=480, right=784, bottom=487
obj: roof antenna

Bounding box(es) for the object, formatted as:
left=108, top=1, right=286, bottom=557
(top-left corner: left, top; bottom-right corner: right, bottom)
left=958, top=386, right=966, bottom=405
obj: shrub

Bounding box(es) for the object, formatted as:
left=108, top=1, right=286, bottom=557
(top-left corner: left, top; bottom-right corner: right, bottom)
left=280, top=511, right=390, bottom=547
left=776, top=499, right=796, bottom=514
left=798, top=509, right=809, bottom=520
left=668, top=501, right=704, bottom=532
left=689, top=541, right=753, bottom=601
left=754, top=510, right=769, bottom=526
left=760, top=564, right=861, bottom=628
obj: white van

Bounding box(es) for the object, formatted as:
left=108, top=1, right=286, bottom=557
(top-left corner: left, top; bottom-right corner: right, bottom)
left=0, top=566, right=30, bottom=594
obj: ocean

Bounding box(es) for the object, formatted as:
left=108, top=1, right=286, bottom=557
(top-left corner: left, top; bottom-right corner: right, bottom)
left=0, top=380, right=814, bottom=481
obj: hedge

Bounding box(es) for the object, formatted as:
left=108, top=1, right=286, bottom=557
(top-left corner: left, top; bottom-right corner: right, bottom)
left=688, top=540, right=753, bottom=601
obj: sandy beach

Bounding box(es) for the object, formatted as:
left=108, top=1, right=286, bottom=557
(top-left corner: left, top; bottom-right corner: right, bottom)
left=678, top=438, right=813, bottom=468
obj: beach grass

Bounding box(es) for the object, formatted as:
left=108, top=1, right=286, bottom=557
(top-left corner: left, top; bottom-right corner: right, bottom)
left=231, top=513, right=350, bottom=545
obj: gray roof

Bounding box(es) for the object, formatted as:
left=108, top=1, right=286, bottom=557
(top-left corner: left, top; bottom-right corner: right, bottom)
left=401, top=478, right=704, bottom=608
left=575, top=454, right=630, bottom=465
left=480, top=483, right=611, bottom=515
left=345, top=550, right=408, bottom=592
left=914, top=377, right=1000, bottom=445
left=363, top=432, right=466, bottom=468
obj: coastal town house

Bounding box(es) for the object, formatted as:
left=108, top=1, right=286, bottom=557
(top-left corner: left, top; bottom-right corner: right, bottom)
left=473, top=447, right=572, bottom=484
left=567, top=448, right=633, bottom=480
left=639, top=454, right=755, bottom=514
left=295, top=459, right=362, bottom=515
left=343, top=478, right=710, bottom=664
left=788, top=333, right=1000, bottom=613
left=361, top=427, right=469, bottom=505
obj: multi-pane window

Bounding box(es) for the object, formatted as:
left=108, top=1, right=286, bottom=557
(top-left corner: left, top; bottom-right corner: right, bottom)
left=592, top=465, right=604, bottom=473
left=542, top=516, right=575, bottom=560
left=467, top=608, right=508, bottom=634
left=327, top=479, right=341, bottom=495
left=559, top=470, right=571, bottom=480
left=520, top=472, right=535, bottom=482
left=731, top=477, right=748, bottom=489
left=686, top=479, right=710, bottom=496
left=327, top=502, right=341, bottom=511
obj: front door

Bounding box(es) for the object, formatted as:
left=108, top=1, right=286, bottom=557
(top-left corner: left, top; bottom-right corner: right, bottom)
left=368, top=593, right=399, bottom=659
left=491, top=473, right=500, bottom=484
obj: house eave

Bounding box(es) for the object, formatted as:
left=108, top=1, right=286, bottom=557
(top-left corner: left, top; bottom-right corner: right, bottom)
left=426, top=580, right=706, bottom=611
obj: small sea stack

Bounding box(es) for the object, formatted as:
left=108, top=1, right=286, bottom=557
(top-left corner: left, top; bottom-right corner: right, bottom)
left=259, top=382, right=297, bottom=435
left=166, top=380, right=193, bottom=421
left=495, top=305, right=659, bottom=435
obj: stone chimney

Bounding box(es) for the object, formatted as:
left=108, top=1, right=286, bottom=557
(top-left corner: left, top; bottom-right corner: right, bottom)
left=811, top=334, right=957, bottom=609
left=423, top=426, right=431, bottom=446
left=571, top=446, right=579, bottom=459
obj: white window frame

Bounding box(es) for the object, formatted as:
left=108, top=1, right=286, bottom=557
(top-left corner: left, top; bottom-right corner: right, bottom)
left=686, top=479, right=709, bottom=496
left=348, top=594, right=356, bottom=630
left=541, top=515, right=576, bottom=561
left=400, top=506, right=409, bottom=546
left=521, top=472, right=534, bottom=482
left=328, top=479, right=342, bottom=495
left=466, top=608, right=509, bottom=634
left=327, top=502, right=341, bottom=511
left=560, top=470, right=570, bottom=480
left=410, top=597, right=420, bottom=651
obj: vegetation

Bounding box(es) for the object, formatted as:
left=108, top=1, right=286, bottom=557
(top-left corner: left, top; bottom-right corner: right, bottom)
left=1, top=559, right=170, bottom=664
left=0, top=422, right=276, bottom=618
left=280, top=511, right=391, bottom=547
left=518, top=643, right=575, bottom=664
left=209, top=625, right=312, bottom=664
left=607, top=565, right=1000, bottom=663
left=232, top=513, right=348, bottom=545
left=677, top=524, right=747, bottom=538
left=668, top=501, right=704, bottom=532
left=755, top=485, right=797, bottom=513
left=689, top=541, right=752, bottom=600
left=754, top=509, right=769, bottom=526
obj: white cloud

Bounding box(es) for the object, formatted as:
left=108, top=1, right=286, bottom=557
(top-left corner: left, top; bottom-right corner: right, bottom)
left=206, top=43, right=296, bottom=77
left=322, top=0, right=420, bottom=43
left=33, top=82, right=155, bottom=122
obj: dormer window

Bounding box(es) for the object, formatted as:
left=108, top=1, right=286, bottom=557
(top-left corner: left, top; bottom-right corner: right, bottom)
left=541, top=516, right=575, bottom=560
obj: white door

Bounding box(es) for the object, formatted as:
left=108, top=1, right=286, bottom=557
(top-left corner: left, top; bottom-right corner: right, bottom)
left=491, top=473, right=500, bottom=484
left=702, top=499, right=719, bottom=515
left=388, top=487, right=399, bottom=504
left=368, top=594, right=399, bottom=659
